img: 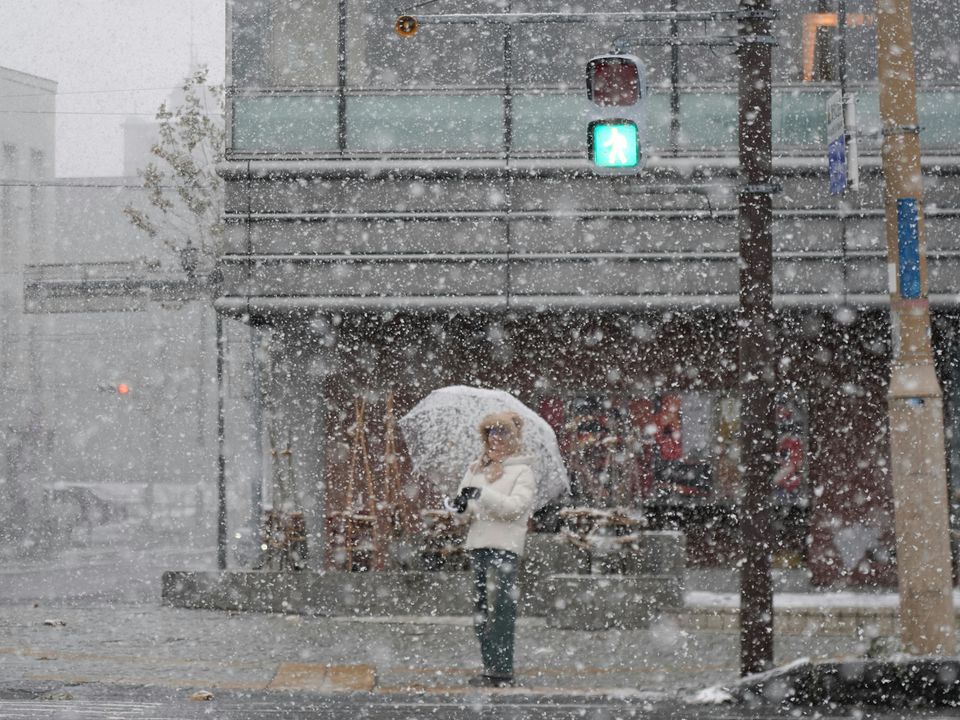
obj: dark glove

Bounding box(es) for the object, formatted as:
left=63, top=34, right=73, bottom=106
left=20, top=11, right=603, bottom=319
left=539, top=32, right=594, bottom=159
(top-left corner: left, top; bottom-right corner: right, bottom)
left=453, top=486, right=482, bottom=513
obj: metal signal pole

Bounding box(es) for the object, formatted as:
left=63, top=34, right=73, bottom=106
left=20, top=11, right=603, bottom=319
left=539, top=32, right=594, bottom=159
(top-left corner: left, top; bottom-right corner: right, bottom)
left=876, top=0, right=956, bottom=655
left=737, top=0, right=777, bottom=676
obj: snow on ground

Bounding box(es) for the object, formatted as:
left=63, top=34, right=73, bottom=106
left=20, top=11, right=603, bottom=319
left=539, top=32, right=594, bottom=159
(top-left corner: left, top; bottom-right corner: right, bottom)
left=685, top=590, right=960, bottom=609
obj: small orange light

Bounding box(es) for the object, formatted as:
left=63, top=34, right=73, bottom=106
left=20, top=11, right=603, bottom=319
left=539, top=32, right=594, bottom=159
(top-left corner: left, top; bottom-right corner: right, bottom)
left=117, top=383, right=130, bottom=395
left=395, top=15, right=418, bottom=38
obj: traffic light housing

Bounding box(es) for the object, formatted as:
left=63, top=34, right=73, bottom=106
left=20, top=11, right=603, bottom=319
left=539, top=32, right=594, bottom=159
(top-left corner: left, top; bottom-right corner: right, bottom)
left=585, top=54, right=646, bottom=170
left=97, top=382, right=131, bottom=396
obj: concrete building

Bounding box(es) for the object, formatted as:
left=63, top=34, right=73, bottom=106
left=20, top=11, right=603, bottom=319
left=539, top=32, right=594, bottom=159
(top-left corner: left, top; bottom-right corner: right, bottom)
left=216, top=1, right=960, bottom=582
left=2, top=66, right=220, bottom=556
left=0, top=66, right=57, bottom=551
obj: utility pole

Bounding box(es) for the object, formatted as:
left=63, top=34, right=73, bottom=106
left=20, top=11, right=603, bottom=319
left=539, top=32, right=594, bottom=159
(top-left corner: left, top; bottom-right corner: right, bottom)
left=217, top=310, right=227, bottom=570
left=737, top=0, right=777, bottom=676
left=876, top=0, right=956, bottom=655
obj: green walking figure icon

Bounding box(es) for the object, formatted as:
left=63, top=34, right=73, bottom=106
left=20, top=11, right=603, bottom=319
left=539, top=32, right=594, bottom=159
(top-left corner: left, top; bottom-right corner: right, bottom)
left=602, top=126, right=631, bottom=166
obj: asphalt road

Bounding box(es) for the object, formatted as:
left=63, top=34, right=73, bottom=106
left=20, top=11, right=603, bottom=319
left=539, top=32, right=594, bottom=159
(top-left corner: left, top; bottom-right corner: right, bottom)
left=1, top=690, right=959, bottom=720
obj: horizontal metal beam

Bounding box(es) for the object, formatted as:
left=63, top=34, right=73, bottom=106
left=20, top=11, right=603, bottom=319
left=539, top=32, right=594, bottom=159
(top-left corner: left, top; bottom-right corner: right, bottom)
left=226, top=209, right=737, bottom=222
left=213, top=292, right=960, bottom=318
left=614, top=35, right=774, bottom=48
left=218, top=249, right=960, bottom=264
left=222, top=207, right=960, bottom=223
left=23, top=275, right=213, bottom=313
left=402, top=11, right=744, bottom=25
left=217, top=155, right=960, bottom=181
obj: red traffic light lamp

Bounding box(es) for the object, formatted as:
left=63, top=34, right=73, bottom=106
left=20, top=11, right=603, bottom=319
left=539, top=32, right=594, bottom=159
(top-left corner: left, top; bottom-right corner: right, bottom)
left=116, top=383, right=130, bottom=396
left=586, top=55, right=641, bottom=107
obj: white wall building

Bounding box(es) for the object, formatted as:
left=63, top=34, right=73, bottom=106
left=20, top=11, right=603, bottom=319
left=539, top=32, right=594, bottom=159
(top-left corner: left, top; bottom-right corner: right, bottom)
left=0, top=67, right=56, bottom=546
left=2, top=66, right=221, bottom=555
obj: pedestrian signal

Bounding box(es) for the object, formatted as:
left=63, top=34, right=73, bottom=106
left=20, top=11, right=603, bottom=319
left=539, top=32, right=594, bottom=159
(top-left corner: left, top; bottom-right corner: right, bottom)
left=585, top=54, right=646, bottom=170
left=589, top=121, right=639, bottom=168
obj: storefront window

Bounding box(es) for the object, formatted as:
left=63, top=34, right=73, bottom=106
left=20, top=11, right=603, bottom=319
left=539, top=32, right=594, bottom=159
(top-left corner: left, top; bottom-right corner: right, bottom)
left=536, top=391, right=808, bottom=511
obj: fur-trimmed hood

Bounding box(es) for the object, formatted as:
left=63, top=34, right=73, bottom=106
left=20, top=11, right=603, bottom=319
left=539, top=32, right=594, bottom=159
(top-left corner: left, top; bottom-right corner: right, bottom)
left=477, top=410, right=524, bottom=440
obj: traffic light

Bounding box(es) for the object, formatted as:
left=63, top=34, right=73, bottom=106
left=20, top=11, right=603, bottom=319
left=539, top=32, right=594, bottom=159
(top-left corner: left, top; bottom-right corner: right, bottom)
left=97, top=382, right=131, bottom=396
left=585, top=54, right=646, bottom=170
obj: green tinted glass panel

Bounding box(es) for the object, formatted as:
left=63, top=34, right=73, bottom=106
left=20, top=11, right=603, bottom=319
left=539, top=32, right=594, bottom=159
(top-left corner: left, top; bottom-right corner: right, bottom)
left=512, top=93, right=667, bottom=153
left=680, top=93, right=738, bottom=148
left=512, top=94, right=587, bottom=152
left=643, top=93, right=671, bottom=149
left=347, top=95, right=503, bottom=152
left=231, top=88, right=960, bottom=154
left=591, top=122, right=639, bottom=167
left=774, top=90, right=830, bottom=146
left=918, top=91, right=960, bottom=147
left=232, top=96, right=338, bottom=152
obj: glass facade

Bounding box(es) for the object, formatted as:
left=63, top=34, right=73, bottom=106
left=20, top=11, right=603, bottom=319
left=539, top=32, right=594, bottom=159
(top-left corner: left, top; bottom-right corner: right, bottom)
left=233, top=95, right=339, bottom=152
left=228, top=0, right=960, bottom=155
left=346, top=95, right=504, bottom=153
left=232, top=87, right=960, bottom=155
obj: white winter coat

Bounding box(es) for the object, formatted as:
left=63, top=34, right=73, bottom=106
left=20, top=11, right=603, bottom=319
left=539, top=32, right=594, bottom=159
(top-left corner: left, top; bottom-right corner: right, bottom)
left=457, top=453, right=537, bottom=556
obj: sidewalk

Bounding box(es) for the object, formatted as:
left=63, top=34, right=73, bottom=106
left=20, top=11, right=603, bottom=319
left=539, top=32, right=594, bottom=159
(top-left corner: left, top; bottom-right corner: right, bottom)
left=0, top=582, right=887, bottom=699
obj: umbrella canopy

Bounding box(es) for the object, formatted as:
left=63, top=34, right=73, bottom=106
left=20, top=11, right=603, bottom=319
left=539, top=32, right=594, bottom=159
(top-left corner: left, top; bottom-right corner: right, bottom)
left=399, top=385, right=570, bottom=510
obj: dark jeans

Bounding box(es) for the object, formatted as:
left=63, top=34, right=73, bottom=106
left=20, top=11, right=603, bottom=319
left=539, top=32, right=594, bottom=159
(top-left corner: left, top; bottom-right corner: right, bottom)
left=470, top=548, right=519, bottom=678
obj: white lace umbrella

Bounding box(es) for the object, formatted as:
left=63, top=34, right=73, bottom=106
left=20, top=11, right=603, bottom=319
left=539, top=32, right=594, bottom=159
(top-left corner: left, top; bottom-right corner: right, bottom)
left=399, top=385, right=570, bottom=509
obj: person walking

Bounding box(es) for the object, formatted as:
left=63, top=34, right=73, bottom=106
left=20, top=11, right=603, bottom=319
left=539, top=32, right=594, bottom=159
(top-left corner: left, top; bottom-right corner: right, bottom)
left=451, top=410, right=536, bottom=688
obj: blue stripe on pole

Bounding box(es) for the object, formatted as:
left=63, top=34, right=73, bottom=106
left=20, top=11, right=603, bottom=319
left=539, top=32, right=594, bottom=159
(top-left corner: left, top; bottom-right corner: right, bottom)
left=897, top=198, right=921, bottom=299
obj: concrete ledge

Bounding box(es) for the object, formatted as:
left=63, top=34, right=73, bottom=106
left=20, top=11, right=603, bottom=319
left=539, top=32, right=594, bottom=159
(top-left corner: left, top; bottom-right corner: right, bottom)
left=520, top=531, right=685, bottom=583
left=594, top=531, right=686, bottom=576
left=163, top=531, right=687, bottom=628
left=162, top=571, right=474, bottom=616
left=163, top=568, right=684, bottom=630
left=541, top=574, right=684, bottom=630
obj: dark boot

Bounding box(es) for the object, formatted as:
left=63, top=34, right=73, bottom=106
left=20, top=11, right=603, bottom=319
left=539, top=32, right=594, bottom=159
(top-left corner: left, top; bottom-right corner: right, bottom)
left=467, top=673, right=515, bottom=688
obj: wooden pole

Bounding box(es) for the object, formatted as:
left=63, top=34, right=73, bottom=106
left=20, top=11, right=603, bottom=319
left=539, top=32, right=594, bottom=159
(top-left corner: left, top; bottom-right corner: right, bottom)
left=737, top=0, right=777, bottom=676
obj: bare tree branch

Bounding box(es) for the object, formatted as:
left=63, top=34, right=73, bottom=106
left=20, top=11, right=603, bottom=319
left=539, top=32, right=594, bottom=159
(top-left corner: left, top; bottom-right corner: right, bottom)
left=123, top=67, right=224, bottom=276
